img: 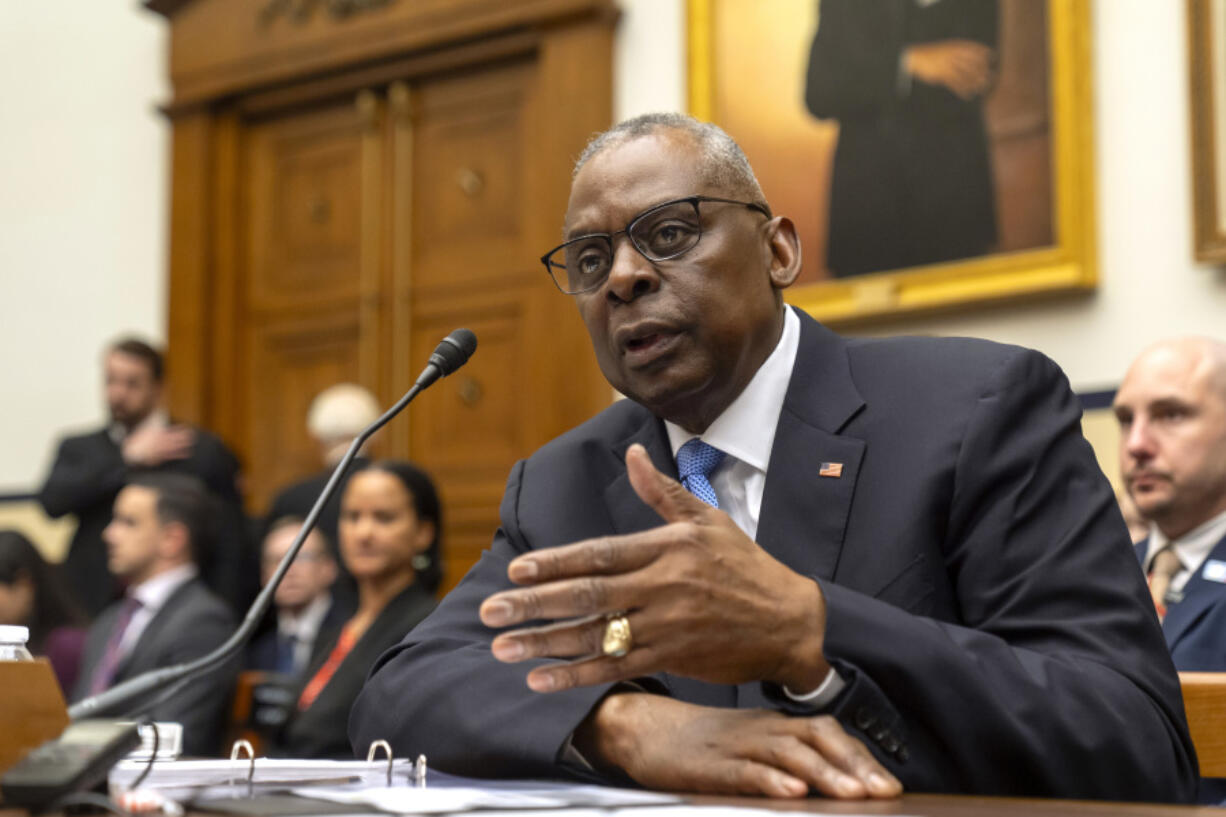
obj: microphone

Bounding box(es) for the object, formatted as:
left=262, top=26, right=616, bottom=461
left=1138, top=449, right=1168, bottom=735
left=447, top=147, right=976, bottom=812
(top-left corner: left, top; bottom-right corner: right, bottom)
left=68, top=329, right=478, bottom=722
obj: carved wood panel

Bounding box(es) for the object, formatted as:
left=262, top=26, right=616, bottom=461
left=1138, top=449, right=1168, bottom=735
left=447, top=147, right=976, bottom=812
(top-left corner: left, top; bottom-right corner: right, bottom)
left=245, top=102, right=371, bottom=313
left=159, top=0, right=617, bottom=593
left=409, top=61, right=531, bottom=289
left=242, top=313, right=368, bottom=511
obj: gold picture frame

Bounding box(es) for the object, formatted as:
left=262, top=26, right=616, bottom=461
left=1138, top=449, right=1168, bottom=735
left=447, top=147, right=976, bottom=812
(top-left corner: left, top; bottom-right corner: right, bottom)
left=1188, top=0, right=1226, bottom=262
left=688, top=0, right=1096, bottom=325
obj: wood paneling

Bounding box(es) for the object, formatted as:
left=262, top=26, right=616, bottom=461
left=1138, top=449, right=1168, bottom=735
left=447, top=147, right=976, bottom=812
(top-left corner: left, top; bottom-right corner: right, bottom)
left=156, top=0, right=617, bottom=106
left=245, top=103, right=369, bottom=311
left=157, top=0, right=617, bottom=593
left=243, top=314, right=366, bottom=510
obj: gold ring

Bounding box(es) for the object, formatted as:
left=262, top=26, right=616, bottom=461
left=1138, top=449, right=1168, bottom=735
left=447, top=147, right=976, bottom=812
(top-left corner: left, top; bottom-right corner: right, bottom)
left=601, top=614, right=633, bottom=657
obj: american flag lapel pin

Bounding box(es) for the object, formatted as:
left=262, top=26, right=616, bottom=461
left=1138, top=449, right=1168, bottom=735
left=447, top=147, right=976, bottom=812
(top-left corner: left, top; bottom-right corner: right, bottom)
left=819, top=461, right=844, bottom=478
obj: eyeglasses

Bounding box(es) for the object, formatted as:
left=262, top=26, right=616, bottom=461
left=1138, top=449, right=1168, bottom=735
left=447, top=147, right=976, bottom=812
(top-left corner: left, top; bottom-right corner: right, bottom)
left=540, top=195, right=772, bottom=295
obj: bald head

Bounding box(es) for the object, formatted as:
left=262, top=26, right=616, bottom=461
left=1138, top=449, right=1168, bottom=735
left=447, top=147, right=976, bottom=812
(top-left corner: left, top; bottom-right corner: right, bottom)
left=1114, top=337, right=1226, bottom=538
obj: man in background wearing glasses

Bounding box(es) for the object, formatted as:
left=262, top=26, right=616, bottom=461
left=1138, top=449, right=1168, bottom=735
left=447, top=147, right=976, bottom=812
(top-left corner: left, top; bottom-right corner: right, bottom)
left=353, top=113, right=1195, bottom=802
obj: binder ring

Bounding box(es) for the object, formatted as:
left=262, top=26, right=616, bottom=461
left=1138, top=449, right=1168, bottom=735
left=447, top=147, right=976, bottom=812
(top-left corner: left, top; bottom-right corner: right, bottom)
left=367, top=739, right=395, bottom=785
left=229, top=739, right=256, bottom=788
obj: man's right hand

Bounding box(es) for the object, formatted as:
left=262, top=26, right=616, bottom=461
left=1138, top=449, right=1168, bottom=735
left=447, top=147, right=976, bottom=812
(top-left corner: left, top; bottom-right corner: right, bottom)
left=573, top=692, right=901, bottom=799
left=904, top=39, right=995, bottom=100
left=122, top=424, right=195, bottom=466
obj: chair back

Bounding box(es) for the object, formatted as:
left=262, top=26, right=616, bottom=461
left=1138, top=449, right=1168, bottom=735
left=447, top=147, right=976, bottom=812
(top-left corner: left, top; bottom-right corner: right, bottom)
left=1181, top=672, right=1226, bottom=777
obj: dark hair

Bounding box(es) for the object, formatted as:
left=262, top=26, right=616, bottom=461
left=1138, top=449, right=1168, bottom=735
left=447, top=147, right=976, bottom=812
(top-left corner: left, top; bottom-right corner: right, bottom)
left=263, top=515, right=334, bottom=561
left=0, top=530, right=85, bottom=651
left=109, top=337, right=164, bottom=383
left=347, top=460, right=443, bottom=593
left=125, top=472, right=214, bottom=567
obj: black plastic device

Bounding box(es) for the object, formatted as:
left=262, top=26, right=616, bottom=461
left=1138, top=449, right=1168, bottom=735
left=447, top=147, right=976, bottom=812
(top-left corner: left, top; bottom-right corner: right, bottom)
left=1, top=719, right=141, bottom=811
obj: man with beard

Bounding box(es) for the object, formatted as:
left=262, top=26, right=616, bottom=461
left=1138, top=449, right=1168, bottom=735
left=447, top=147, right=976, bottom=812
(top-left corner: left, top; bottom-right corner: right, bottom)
left=39, top=338, right=247, bottom=617
left=1114, top=337, right=1226, bottom=670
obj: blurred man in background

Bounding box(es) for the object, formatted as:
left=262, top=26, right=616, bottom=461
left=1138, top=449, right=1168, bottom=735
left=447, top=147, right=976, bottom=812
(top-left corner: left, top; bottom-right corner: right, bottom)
left=264, top=383, right=381, bottom=611
left=39, top=337, right=248, bottom=617
left=72, top=473, right=238, bottom=756
left=247, top=517, right=346, bottom=677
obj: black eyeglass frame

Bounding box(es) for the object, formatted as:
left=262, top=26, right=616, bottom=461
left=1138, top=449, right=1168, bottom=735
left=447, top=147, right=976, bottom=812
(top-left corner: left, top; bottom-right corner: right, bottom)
left=540, top=195, right=773, bottom=294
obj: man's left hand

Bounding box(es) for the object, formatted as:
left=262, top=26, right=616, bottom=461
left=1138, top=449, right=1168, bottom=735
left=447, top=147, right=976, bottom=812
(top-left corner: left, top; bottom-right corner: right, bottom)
left=481, top=443, right=831, bottom=693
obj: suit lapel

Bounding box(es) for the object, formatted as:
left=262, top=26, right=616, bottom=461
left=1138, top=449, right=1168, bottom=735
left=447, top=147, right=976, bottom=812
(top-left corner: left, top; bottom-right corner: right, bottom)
left=756, top=311, right=865, bottom=581
left=603, top=411, right=676, bottom=536
left=1165, top=533, right=1226, bottom=649
left=115, top=579, right=194, bottom=681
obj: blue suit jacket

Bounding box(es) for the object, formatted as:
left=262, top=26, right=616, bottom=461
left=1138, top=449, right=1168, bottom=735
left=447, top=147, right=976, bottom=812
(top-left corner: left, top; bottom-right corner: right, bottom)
left=1136, top=535, right=1226, bottom=671
left=353, top=309, right=1195, bottom=801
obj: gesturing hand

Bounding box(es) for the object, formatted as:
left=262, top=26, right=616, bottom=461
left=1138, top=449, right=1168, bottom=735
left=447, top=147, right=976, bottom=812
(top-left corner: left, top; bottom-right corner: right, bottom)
left=122, top=424, right=195, bottom=466
left=481, top=443, right=830, bottom=694
left=574, top=692, right=902, bottom=799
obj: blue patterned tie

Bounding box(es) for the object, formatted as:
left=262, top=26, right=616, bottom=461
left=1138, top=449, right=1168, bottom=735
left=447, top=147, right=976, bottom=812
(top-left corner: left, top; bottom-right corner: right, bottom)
left=677, top=438, right=726, bottom=508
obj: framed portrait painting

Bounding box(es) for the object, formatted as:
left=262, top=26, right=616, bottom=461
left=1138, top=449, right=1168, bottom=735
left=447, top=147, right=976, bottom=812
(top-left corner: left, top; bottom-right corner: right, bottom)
left=1188, top=0, right=1226, bottom=262
left=688, top=0, right=1096, bottom=324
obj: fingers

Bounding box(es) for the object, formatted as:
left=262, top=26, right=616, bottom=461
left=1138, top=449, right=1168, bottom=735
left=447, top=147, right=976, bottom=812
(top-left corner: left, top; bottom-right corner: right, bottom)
left=802, top=717, right=903, bottom=798
left=703, top=758, right=809, bottom=798
left=625, top=443, right=710, bottom=524
left=523, top=650, right=659, bottom=693
left=506, top=529, right=663, bottom=585
left=490, top=614, right=608, bottom=663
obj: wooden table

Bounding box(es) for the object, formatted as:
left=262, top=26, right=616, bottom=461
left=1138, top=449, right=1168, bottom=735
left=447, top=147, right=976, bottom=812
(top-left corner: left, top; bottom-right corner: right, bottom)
left=686, top=793, right=1220, bottom=816
left=3, top=791, right=1217, bottom=816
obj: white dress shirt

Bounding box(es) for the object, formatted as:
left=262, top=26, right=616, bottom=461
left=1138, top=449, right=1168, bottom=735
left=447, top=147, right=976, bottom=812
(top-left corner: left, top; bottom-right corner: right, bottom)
left=1143, top=508, right=1226, bottom=594
left=665, top=307, right=844, bottom=706
left=117, top=562, right=198, bottom=658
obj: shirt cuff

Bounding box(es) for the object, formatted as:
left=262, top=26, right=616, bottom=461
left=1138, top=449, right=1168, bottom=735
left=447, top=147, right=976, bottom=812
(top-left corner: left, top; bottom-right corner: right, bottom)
left=782, top=668, right=846, bottom=709
left=896, top=52, right=913, bottom=97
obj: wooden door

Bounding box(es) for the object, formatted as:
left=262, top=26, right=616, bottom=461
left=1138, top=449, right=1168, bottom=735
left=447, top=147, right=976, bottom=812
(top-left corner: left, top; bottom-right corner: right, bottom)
left=240, top=98, right=385, bottom=512
left=159, top=1, right=617, bottom=592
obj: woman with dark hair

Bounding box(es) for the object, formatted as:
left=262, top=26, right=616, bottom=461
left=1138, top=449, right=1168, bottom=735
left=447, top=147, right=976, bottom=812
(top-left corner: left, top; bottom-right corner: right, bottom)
left=274, top=461, right=442, bottom=758
left=0, top=530, right=87, bottom=691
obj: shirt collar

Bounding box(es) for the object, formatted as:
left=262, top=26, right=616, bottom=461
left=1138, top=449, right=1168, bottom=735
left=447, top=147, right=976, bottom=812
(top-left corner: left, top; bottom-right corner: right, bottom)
left=1144, top=507, right=1226, bottom=573
left=129, top=562, right=198, bottom=613
left=278, top=592, right=333, bottom=641
left=665, top=305, right=800, bottom=472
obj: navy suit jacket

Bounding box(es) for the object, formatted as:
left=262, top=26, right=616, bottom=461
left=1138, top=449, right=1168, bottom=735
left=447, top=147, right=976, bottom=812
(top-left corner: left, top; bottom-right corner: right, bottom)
left=1135, top=535, right=1226, bottom=671
left=352, top=309, right=1195, bottom=801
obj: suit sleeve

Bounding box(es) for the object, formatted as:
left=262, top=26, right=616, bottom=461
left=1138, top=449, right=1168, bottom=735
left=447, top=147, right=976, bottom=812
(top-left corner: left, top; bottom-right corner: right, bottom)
left=39, top=435, right=127, bottom=518
left=350, top=461, right=618, bottom=778
left=148, top=598, right=238, bottom=757
left=812, top=349, right=1197, bottom=801
left=805, top=0, right=905, bottom=121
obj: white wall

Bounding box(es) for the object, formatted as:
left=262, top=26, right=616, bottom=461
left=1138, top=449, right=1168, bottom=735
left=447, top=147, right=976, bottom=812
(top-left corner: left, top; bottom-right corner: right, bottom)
left=613, top=0, right=1226, bottom=394
left=3, top=0, right=1223, bottom=490
left=0, top=2, right=168, bottom=492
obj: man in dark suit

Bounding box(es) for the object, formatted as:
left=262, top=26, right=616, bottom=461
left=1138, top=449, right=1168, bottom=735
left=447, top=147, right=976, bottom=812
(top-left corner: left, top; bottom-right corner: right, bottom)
left=351, top=113, right=1195, bottom=801
left=805, top=0, right=998, bottom=277
left=39, top=337, right=250, bottom=618
left=264, top=383, right=381, bottom=613
left=72, top=473, right=238, bottom=757
left=1114, top=337, right=1226, bottom=670
left=248, top=518, right=347, bottom=676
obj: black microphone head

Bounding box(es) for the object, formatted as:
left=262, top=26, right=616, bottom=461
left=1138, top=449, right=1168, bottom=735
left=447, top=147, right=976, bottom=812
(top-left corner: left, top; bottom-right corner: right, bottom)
left=429, top=328, right=478, bottom=376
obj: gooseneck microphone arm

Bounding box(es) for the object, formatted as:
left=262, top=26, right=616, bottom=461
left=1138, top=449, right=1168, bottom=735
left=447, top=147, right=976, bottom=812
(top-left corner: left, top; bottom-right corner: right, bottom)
left=68, top=328, right=478, bottom=722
